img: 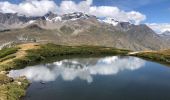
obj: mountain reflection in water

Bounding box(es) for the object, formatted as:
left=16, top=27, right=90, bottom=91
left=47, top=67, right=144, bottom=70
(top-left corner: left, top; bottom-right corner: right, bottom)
left=8, top=56, right=145, bottom=83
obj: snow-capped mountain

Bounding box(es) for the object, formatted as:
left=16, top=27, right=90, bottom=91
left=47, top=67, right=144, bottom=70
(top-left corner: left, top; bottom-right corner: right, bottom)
left=0, top=11, right=133, bottom=30
left=0, top=12, right=97, bottom=29
left=0, top=12, right=170, bottom=51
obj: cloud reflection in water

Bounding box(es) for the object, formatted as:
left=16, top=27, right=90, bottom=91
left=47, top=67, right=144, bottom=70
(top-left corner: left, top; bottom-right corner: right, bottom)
left=8, top=56, right=145, bottom=83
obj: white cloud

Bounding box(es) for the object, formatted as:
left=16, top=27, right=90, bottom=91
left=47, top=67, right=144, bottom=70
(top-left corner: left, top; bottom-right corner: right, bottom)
left=58, top=0, right=92, bottom=14
left=89, top=6, right=146, bottom=24
left=0, top=0, right=57, bottom=16
left=57, top=0, right=146, bottom=24
left=0, top=0, right=146, bottom=24
left=146, top=23, right=170, bottom=34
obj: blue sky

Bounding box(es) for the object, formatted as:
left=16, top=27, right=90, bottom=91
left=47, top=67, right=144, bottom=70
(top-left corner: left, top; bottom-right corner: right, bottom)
left=4, top=0, right=170, bottom=23
left=94, top=0, right=170, bottom=23
left=133, top=0, right=170, bottom=23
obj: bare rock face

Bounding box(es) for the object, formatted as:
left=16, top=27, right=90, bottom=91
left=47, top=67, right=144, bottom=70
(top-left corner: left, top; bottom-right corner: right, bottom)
left=0, top=12, right=170, bottom=51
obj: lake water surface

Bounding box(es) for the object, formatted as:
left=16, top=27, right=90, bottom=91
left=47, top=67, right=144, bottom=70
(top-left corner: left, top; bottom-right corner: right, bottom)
left=8, top=56, right=170, bottom=100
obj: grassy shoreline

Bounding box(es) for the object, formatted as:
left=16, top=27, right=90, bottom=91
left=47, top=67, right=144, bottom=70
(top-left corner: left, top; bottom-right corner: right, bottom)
left=1, top=43, right=130, bottom=71
left=129, top=50, right=170, bottom=66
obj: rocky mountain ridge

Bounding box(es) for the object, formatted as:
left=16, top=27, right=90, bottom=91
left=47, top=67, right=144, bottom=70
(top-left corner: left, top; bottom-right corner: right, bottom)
left=0, top=12, right=169, bottom=51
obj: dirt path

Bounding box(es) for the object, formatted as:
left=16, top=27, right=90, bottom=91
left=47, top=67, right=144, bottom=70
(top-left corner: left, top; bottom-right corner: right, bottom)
left=128, top=51, right=140, bottom=55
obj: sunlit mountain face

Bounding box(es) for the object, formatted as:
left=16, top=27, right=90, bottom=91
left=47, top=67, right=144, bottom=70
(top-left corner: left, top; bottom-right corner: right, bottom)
left=8, top=56, right=145, bottom=83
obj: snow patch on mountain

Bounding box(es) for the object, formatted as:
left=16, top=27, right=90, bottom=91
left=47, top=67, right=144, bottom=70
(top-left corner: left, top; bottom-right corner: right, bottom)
left=28, top=20, right=35, bottom=24
left=45, top=16, right=62, bottom=22
left=61, top=12, right=92, bottom=21
left=102, top=18, right=119, bottom=26
left=162, top=31, right=170, bottom=36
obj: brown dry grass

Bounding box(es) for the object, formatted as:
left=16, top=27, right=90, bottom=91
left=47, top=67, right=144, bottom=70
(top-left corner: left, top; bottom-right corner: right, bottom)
left=16, top=43, right=40, bottom=58
left=158, top=49, right=170, bottom=55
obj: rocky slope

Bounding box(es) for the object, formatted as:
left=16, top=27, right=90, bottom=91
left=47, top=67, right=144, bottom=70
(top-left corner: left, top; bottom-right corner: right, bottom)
left=0, top=12, right=169, bottom=51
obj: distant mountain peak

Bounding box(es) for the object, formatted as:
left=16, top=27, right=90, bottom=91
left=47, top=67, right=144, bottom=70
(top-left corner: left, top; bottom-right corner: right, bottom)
left=44, top=12, right=61, bottom=22
left=162, top=31, right=170, bottom=36
left=61, top=12, right=94, bottom=21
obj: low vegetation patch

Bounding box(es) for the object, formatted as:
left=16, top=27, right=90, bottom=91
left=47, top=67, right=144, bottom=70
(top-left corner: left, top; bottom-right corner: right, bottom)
left=0, top=75, right=29, bottom=100
left=0, top=47, right=18, bottom=59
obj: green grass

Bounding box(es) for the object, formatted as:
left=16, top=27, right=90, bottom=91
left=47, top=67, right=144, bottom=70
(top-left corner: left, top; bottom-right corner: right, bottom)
left=134, top=52, right=170, bottom=65
left=24, top=43, right=129, bottom=65
left=0, top=47, right=18, bottom=59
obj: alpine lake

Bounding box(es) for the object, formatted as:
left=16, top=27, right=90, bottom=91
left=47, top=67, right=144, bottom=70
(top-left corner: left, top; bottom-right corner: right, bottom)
left=8, top=56, right=170, bottom=100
